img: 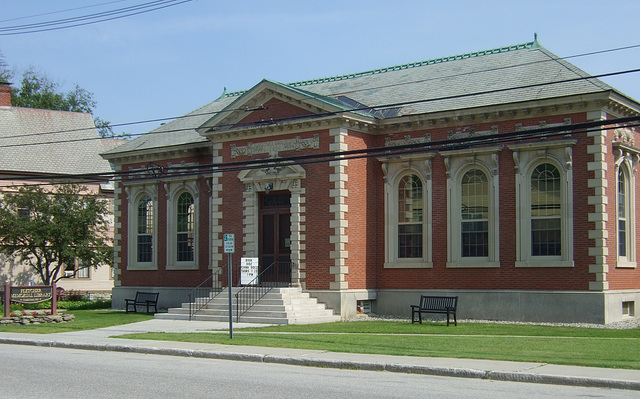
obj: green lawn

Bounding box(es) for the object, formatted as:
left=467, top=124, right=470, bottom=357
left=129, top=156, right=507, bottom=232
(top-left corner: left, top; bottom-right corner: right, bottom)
left=0, top=310, right=154, bottom=333
left=118, top=321, right=640, bottom=370
left=1, top=312, right=638, bottom=370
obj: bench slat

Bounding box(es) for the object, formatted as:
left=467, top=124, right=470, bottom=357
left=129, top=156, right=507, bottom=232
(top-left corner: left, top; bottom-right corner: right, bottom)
left=410, top=295, right=458, bottom=326
left=125, top=291, right=159, bottom=314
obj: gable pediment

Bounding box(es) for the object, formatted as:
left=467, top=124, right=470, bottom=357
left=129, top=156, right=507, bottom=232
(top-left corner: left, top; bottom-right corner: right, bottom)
left=197, top=79, right=361, bottom=136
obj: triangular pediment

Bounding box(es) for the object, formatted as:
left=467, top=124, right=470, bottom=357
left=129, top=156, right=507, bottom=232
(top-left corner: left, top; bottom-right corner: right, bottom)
left=197, top=79, right=358, bottom=135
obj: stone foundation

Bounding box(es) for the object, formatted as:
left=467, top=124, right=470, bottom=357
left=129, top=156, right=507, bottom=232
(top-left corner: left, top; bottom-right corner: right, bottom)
left=0, top=314, right=75, bottom=326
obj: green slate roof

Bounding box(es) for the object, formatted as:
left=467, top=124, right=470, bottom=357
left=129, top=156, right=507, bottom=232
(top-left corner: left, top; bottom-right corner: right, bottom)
left=103, top=39, right=620, bottom=157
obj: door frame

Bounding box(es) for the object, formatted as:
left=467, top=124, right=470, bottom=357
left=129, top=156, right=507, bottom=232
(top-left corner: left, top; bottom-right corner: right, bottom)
left=258, top=191, right=292, bottom=284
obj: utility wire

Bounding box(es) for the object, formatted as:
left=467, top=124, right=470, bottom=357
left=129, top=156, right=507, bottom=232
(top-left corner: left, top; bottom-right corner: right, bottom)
left=0, top=1, right=131, bottom=23
left=0, top=0, right=185, bottom=31
left=3, top=115, right=639, bottom=186
left=1, top=65, right=639, bottom=150
left=0, top=0, right=193, bottom=36
left=2, top=41, right=640, bottom=146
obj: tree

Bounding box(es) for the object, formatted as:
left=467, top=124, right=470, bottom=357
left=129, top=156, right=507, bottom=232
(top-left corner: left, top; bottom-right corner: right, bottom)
left=0, top=55, right=118, bottom=138
left=9, top=67, right=116, bottom=137
left=0, top=51, right=9, bottom=83
left=0, top=184, right=113, bottom=285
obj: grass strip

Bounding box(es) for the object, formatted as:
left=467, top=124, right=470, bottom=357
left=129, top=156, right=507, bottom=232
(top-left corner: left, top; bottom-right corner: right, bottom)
left=0, top=310, right=154, bottom=334
left=240, top=320, right=640, bottom=338
left=118, top=330, right=640, bottom=370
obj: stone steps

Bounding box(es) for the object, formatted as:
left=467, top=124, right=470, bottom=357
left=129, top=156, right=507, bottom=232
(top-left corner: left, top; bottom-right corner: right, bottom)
left=156, top=287, right=340, bottom=325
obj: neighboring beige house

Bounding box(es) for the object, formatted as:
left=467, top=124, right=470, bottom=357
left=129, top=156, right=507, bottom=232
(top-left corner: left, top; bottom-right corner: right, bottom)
left=0, top=81, right=122, bottom=295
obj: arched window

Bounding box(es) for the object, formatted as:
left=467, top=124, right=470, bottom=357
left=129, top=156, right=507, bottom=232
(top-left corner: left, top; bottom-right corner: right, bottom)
left=137, top=195, right=154, bottom=263
left=166, top=180, right=199, bottom=270
left=510, top=140, right=574, bottom=267
left=613, top=146, right=638, bottom=268
left=176, top=192, right=195, bottom=262
left=530, top=163, right=562, bottom=256
left=618, top=167, right=628, bottom=258
left=461, top=169, right=489, bottom=257
left=380, top=154, right=433, bottom=269
left=443, top=147, right=500, bottom=268
left=615, top=153, right=637, bottom=268
left=397, top=174, right=423, bottom=259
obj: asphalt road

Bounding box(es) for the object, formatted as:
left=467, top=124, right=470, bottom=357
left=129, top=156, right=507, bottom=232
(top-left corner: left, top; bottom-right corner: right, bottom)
left=1, top=344, right=636, bottom=398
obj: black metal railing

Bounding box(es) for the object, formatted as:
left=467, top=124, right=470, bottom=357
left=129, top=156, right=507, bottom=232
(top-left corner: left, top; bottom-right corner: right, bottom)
left=188, top=270, right=223, bottom=321
left=235, top=261, right=292, bottom=322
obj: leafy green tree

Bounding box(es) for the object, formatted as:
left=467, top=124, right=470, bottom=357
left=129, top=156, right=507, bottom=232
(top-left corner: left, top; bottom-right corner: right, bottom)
left=0, top=184, right=113, bottom=285
left=10, top=68, right=115, bottom=137
left=0, top=57, right=116, bottom=137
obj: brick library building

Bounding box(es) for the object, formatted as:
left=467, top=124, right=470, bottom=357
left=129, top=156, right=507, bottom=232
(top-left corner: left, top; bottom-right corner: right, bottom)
left=103, top=38, right=640, bottom=324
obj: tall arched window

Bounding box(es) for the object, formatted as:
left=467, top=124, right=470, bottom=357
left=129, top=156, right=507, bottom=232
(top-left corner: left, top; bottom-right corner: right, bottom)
left=176, top=192, right=195, bottom=262
left=381, top=154, right=433, bottom=269
left=618, top=167, right=629, bottom=257
left=137, top=195, right=154, bottom=263
left=530, top=163, right=561, bottom=256
left=461, top=169, right=489, bottom=257
left=398, top=174, right=423, bottom=258
left=615, top=151, right=637, bottom=268
left=511, top=140, right=574, bottom=268
left=443, top=147, right=500, bottom=268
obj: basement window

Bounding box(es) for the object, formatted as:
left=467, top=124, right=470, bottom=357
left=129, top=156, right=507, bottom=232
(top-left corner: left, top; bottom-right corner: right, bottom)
left=622, top=301, right=635, bottom=317
left=357, top=300, right=372, bottom=314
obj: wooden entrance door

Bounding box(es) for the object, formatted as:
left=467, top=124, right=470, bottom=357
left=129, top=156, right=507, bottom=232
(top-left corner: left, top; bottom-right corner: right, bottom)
left=259, top=192, right=291, bottom=284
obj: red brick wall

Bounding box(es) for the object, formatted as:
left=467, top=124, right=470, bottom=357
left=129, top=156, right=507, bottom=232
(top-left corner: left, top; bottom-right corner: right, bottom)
left=117, top=155, right=212, bottom=287
left=115, top=109, right=640, bottom=293
left=376, top=113, right=598, bottom=291
left=235, top=98, right=313, bottom=127
left=343, top=131, right=380, bottom=289
left=604, top=119, right=640, bottom=290
left=298, top=132, right=333, bottom=290
left=214, top=129, right=336, bottom=289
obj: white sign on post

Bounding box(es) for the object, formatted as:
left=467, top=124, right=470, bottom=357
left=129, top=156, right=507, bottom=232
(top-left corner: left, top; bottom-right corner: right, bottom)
left=240, top=258, right=259, bottom=285
left=223, top=233, right=235, bottom=339
left=223, top=234, right=235, bottom=254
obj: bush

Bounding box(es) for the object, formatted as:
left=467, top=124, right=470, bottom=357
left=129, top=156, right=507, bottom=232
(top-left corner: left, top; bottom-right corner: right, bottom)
left=9, top=298, right=111, bottom=311
left=63, top=290, right=87, bottom=302
left=60, top=298, right=111, bottom=310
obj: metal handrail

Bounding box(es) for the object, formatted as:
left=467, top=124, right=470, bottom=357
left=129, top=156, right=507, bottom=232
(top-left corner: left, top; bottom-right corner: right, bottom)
left=188, top=269, right=223, bottom=321
left=235, top=261, right=292, bottom=322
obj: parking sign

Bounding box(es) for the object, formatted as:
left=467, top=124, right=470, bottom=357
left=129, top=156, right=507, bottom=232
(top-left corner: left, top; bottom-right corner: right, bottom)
left=223, top=234, right=235, bottom=254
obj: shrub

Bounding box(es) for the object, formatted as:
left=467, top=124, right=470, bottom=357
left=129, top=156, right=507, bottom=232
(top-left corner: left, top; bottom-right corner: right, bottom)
left=10, top=298, right=112, bottom=311
left=63, top=290, right=87, bottom=301
left=60, top=298, right=111, bottom=310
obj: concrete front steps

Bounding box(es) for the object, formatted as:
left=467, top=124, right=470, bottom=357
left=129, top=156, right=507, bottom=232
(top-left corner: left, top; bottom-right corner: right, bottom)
left=155, top=287, right=341, bottom=325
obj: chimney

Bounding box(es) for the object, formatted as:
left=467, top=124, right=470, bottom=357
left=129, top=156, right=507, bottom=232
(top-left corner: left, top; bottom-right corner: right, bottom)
left=0, top=81, right=11, bottom=106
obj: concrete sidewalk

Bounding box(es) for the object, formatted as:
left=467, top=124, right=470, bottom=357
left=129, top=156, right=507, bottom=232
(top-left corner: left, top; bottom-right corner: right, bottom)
left=0, top=318, right=638, bottom=391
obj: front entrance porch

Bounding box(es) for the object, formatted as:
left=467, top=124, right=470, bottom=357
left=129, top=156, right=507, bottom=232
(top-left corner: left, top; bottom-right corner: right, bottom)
left=158, top=286, right=340, bottom=324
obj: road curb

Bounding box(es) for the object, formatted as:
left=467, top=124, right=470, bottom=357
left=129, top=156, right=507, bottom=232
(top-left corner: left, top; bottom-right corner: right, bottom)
left=1, top=337, right=638, bottom=391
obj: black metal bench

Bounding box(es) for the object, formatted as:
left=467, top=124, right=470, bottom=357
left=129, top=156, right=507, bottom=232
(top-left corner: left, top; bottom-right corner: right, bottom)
left=125, top=292, right=159, bottom=313
left=411, top=295, right=458, bottom=326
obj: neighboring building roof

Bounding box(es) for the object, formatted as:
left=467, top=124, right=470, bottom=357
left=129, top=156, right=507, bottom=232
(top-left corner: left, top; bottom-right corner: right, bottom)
left=0, top=106, right=116, bottom=176
left=103, top=39, right=626, bottom=157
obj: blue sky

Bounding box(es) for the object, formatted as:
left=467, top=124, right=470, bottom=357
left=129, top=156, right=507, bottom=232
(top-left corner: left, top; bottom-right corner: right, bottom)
left=2, top=0, right=640, bottom=136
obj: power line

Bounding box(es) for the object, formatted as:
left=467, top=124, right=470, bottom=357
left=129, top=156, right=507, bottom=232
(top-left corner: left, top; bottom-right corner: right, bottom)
left=3, top=115, right=639, bottom=186
left=1, top=41, right=639, bottom=150
left=1, top=65, right=639, bottom=150
left=0, top=1, right=131, bottom=23
left=325, top=44, right=640, bottom=99
left=0, top=0, right=193, bottom=36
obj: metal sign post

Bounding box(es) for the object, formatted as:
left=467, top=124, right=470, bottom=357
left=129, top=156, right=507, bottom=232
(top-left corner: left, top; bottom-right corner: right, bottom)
left=223, top=234, right=235, bottom=339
